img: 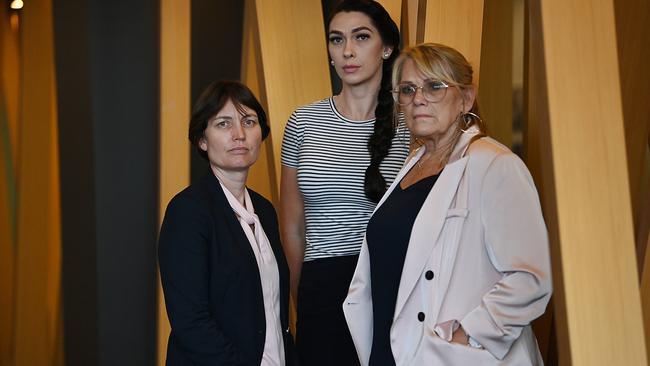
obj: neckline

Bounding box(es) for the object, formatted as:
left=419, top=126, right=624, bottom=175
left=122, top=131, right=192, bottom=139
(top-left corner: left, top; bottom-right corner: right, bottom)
left=328, top=97, right=375, bottom=124
left=399, top=173, right=438, bottom=191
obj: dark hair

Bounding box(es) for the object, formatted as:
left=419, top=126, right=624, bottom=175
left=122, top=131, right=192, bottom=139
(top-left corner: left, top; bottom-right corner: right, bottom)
left=328, top=0, right=401, bottom=203
left=188, top=80, right=269, bottom=161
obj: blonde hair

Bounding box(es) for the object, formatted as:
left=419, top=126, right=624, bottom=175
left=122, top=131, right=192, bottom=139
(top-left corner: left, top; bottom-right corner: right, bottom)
left=392, top=43, right=486, bottom=134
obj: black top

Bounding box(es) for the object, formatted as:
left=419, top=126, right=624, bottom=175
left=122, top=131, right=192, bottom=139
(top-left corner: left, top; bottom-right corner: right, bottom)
left=366, top=174, right=438, bottom=366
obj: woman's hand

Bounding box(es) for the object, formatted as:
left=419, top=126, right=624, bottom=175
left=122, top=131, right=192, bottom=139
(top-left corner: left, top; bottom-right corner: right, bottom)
left=450, top=326, right=469, bottom=345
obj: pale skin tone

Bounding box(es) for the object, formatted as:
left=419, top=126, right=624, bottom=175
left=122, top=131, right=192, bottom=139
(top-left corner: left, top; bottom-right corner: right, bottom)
left=199, top=99, right=262, bottom=204
left=280, top=10, right=393, bottom=300
left=398, top=58, right=476, bottom=345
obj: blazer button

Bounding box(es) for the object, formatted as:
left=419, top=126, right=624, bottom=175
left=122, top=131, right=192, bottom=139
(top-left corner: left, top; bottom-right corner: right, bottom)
left=417, top=312, right=425, bottom=322
left=425, top=270, right=434, bottom=280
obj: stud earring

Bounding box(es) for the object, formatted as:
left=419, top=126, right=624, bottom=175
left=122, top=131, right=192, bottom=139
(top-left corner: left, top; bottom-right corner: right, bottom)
left=383, top=52, right=390, bottom=59
left=330, top=60, right=335, bottom=66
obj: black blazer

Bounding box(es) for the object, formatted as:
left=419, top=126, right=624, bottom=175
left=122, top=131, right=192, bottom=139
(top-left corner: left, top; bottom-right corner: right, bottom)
left=158, top=173, right=296, bottom=365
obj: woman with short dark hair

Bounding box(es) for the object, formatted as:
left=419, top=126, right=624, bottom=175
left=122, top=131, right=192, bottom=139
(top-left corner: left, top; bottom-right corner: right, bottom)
left=159, top=80, right=296, bottom=365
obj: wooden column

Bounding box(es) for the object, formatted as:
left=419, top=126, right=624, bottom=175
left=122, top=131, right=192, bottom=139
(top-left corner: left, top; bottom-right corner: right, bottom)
left=477, top=0, right=513, bottom=147
left=249, top=0, right=331, bottom=195
left=612, top=0, right=650, bottom=361
left=157, top=0, right=190, bottom=365
left=241, top=0, right=277, bottom=202
left=400, top=0, right=423, bottom=47
left=641, top=234, right=650, bottom=363
left=377, top=0, right=402, bottom=28
left=530, top=0, right=648, bottom=364
left=421, top=0, right=485, bottom=84
left=14, top=0, right=63, bottom=364
left=0, top=4, right=20, bottom=365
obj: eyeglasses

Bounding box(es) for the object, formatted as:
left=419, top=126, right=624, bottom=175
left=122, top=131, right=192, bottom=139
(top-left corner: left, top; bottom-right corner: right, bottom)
left=392, top=80, right=451, bottom=106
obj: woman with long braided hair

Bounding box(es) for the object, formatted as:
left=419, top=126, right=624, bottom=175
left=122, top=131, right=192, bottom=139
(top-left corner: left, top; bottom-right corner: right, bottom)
left=280, top=1, right=408, bottom=364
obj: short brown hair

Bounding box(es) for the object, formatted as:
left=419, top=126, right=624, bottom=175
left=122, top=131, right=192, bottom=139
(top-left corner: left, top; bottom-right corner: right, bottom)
left=188, top=81, right=269, bottom=161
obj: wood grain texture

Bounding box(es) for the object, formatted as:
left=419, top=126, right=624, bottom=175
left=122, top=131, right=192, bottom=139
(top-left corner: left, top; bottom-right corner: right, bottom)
left=538, top=0, right=647, bottom=364
left=613, top=0, right=650, bottom=362
left=421, top=0, right=485, bottom=84
left=0, top=5, right=18, bottom=365
left=526, top=3, right=569, bottom=363
left=377, top=0, right=402, bottom=30
left=158, top=1, right=190, bottom=364
left=252, top=0, right=331, bottom=194
left=477, top=0, right=513, bottom=147
left=13, top=0, right=63, bottom=364
left=241, top=0, right=277, bottom=204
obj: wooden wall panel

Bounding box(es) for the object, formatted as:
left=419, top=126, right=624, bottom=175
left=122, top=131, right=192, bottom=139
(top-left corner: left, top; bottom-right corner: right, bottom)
left=526, top=2, right=566, bottom=363
left=13, top=0, right=62, bottom=364
left=252, top=0, right=331, bottom=194
left=534, top=0, right=647, bottom=364
left=421, top=0, right=485, bottom=84
left=644, top=229, right=650, bottom=365
left=400, top=0, right=421, bottom=46
left=0, top=98, right=14, bottom=366
left=477, top=0, right=513, bottom=147
left=1, top=9, right=20, bottom=160
left=0, top=5, right=19, bottom=365
left=641, top=227, right=650, bottom=364
left=241, top=0, right=276, bottom=203
left=612, top=0, right=650, bottom=361
left=157, top=0, right=190, bottom=365
left=613, top=0, right=650, bottom=243
left=256, top=0, right=330, bottom=164
left=377, top=0, right=402, bottom=29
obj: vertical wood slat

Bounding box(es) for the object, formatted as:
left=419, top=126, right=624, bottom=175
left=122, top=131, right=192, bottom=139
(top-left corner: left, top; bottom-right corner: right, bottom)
left=525, top=3, right=567, bottom=363
left=252, top=0, right=331, bottom=194
left=421, top=0, right=485, bottom=84
left=0, top=5, right=19, bottom=365
left=644, top=229, right=650, bottom=365
left=400, top=0, right=419, bottom=46
left=377, top=0, right=402, bottom=30
left=158, top=1, right=190, bottom=364
left=477, top=0, right=513, bottom=147
left=14, top=0, right=62, bottom=364
left=1, top=8, right=20, bottom=161
left=612, top=0, right=650, bottom=361
left=241, top=0, right=277, bottom=203
left=536, top=0, right=647, bottom=364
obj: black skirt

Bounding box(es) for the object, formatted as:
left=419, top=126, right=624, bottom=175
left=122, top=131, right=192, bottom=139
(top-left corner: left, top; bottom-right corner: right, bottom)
left=296, top=255, right=361, bottom=366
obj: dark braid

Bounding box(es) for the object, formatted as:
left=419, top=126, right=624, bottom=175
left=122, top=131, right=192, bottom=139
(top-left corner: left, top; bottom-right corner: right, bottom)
left=364, top=52, right=398, bottom=202
left=328, top=0, right=401, bottom=203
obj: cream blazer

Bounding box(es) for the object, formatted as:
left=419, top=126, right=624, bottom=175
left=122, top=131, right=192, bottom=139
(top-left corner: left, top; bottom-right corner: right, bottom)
left=343, top=126, right=553, bottom=365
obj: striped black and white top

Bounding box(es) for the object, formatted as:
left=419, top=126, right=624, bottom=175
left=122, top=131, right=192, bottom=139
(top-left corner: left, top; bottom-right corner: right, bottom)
left=281, top=97, right=410, bottom=261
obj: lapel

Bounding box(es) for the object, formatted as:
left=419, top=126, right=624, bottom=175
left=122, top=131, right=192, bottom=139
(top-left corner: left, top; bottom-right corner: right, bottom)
left=205, top=173, right=262, bottom=278
left=252, top=193, right=290, bottom=329
left=391, top=127, right=479, bottom=319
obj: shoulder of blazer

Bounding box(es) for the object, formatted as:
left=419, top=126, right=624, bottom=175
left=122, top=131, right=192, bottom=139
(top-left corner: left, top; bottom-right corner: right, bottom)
left=165, top=173, right=226, bottom=218
left=465, top=136, right=517, bottom=168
